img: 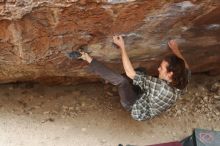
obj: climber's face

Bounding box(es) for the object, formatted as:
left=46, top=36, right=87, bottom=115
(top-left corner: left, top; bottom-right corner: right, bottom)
left=158, top=60, right=173, bottom=82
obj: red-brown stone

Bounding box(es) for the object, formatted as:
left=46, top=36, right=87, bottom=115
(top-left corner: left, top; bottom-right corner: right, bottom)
left=0, top=0, right=219, bottom=84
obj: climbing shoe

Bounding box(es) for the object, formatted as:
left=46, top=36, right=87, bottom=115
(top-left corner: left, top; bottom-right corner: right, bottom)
left=66, top=51, right=82, bottom=60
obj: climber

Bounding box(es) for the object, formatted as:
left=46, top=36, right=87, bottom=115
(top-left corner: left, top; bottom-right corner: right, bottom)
left=67, top=35, right=190, bottom=121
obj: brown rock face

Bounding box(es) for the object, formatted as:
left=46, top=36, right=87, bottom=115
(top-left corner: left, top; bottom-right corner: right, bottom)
left=0, top=0, right=220, bottom=84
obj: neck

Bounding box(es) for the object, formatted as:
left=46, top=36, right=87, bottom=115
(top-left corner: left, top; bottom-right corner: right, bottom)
left=159, top=76, right=172, bottom=83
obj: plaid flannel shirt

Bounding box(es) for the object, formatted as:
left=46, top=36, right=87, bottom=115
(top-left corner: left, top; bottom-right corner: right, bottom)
left=131, top=72, right=184, bottom=121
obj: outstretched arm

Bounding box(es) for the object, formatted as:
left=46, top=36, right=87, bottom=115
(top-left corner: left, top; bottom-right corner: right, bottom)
left=113, top=35, right=136, bottom=79
left=168, top=40, right=189, bottom=69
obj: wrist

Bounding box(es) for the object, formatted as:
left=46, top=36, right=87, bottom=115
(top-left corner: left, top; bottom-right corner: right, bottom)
left=120, top=45, right=125, bottom=50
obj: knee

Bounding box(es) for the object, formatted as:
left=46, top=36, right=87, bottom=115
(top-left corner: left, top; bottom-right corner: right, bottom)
left=119, top=77, right=130, bottom=86
left=112, top=76, right=129, bottom=86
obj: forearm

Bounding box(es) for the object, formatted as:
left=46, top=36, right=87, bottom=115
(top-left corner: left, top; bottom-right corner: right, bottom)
left=171, top=45, right=189, bottom=69
left=168, top=40, right=190, bottom=69
left=112, top=35, right=136, bottom=78
left=120, top=47, right=136, bottom=79
left=174, top=50, right=189, bottom=69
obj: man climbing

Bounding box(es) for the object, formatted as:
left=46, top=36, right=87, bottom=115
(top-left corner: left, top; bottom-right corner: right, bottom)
left=68, top=35, right=190, bottom=121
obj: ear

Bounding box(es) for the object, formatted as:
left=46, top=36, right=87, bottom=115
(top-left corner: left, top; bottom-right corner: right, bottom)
left=168, top=71, right=173, bottom=79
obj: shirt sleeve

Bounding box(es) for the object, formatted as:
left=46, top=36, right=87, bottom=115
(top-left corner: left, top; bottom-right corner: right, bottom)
left=132, top=72, right=151, bottom=91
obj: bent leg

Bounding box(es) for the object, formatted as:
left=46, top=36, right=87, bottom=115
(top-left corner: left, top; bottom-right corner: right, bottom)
left=118, top=78, right=139, bottom=111
left=88, top=59, right=125, bottom=85
left=88, top=59, right=139, bottom=110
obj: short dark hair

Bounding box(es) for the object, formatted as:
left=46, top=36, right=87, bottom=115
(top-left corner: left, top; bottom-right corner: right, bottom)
left=164, top=54, right=188, bottom=90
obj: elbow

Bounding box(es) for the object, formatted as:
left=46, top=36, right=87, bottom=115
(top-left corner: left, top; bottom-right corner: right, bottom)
left=132, top=116, right=143, bottom=121
left=126, top=72, right=135, bottom=80
left=131, top=112, right=145, bottom=121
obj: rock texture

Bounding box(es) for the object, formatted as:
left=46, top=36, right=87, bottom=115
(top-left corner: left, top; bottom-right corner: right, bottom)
left=0, top=0, right=220, bottom=84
